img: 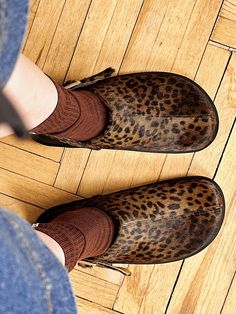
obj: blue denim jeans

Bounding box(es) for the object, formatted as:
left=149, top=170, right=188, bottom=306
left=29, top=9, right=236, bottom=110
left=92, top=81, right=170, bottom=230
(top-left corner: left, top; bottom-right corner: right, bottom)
left=0, top=208, right=77, bottom=314
left=0, top=3, right=77, bottom=311
left=0, top=0, right=29, bottom=88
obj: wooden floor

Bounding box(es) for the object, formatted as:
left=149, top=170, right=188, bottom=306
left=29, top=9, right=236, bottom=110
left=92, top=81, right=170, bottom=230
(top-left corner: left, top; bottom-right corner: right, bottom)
left=1, top=0, right=236, bottom=313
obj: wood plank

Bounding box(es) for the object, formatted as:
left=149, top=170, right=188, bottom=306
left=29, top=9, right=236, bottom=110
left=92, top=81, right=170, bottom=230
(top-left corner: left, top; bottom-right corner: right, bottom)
left=120, top=0, right=222, bottom=76
left=222, top=273, right=236, bottom=314
left=0, top=135, right=63, bottom=162
left=160, top=44, right=231, bottom=183
left=75, top=297, right=124, bottom=314
left=54, top=0, right=143, bottom=193
left=43, top=0, right=92, bottom=82
left=156, top=50, right=235, bottom=314
left=23, top=0, right=66, bottom=67
left=18, top=2, right=234, bottom=313
left=23, top=0, right=41, bottom=44
left=157, top=50, right=236, bottom=312
left=167, top=121, right=236, bottom=314
left=194, top=44, right=231, bottom=99
left=170, top=0, right=222, bottom=76
left=69, top=269, right=120, bottom=308
left=138, top=47, right=234, bottom=314
left=0, top=142, right=59, bottom=185
left=120, top=0, right=175, bottom=73
left=0, top=168, right=80, bottom=209
left=92, top=0, right=144, bottom=74
left=74, top=263, right=123, bottom=286
left=22, top=1, right=91, bottom=179
left=0, top=193, right=43, bottom=223
left=115, top=265, right=155, bottom=314
left=211, top=0, right=236, bottom=48
left=71, top=150, right=116, bottom=198
left=66, top=0, right=118, bottom=80
left=78, top=150, right=166, bottom=198
left=115, top=44, right=231, bottom=314
left=54, top=149, right=90, bottom=193
left=66, top=0, right=144, bottom=80
left=189, top=52, right=236, bottom=178
left=209, top=39, right=230, bottom=51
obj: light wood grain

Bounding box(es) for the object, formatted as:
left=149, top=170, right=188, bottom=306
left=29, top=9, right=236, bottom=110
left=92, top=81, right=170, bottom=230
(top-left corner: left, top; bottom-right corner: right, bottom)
left=164, top=51, right=236, bottom=313
left=78, top=150, right=166, bottom=198
left=66, top=0, right=118, bottom=80
left=120, top=0, right=174, bottom=73
left=222, top=273, right=236, bottom=314
left=115, top=40, right=231, bottom=314
left=121, top=0, right=222, bottom=76
left=92, top=0, right=144, bottom=74
left=0, top=193, right=43, bottom=223
left=189, top=52, right=236, bottom=178
left=212, top=0, right=236, bottom=48
left=23, top=0, right=66, bottom=67
left=195, top=44, right=231, bottom=98
left=69, top=269, right=120, bottom=308
left=0, top=135, right=63, bottom=162
left=43, top=0, right=92, bottom=82
left=139, top=262, right=183, bottom=314
left=23, top=0, right=41, bottom=44
left=54, top=148, right=90, bottom=193
left=115, top=265, right=156, bottom=314
left=0, top=142, right=59, bottom=185
left=75, top=297, right=124, bottom=314
left=54, top=0, right=144, bottom=195
left=3, top=1, right=235, bottom=313
left=66, top=0, right=144, bottom=80
left=0, top=168, right=80, bottom=209
left=171, top=0, right=222, bottom=76
left=137, top=46, right=232, bottom=314
left=167, top=121, right=236, bottom=314
left=74, top=263, right=123, bottom=286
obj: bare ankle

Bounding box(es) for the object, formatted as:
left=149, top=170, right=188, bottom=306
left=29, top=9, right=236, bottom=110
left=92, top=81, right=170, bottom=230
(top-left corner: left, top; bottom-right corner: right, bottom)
left=35, top=230, right=65, bottom=267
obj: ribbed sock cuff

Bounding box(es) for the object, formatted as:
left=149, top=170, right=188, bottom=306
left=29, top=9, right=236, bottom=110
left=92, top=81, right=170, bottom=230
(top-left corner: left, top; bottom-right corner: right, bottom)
left=35, top=207, right=115, bottom=272
left=32, top=79, right=108, bottom=141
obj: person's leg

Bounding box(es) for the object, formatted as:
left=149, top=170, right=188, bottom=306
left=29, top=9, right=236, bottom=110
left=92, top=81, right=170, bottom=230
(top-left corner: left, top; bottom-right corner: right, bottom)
left=34, top=207, right=115, bottom=272
left=2, top=54, right=58, bottom=137
left=1, top=54, right=108, bottom=140
left=0, top=208, right=77, bottom=314
left=36, top=230, right=65, bottom=266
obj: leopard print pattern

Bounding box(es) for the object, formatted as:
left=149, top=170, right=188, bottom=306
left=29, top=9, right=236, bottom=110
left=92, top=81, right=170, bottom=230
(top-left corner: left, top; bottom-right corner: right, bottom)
left=31, top=72, right=218, bottom=153
left=37, top=176, right=224, bottom=264
left=74, top=72, right=218, bottom=152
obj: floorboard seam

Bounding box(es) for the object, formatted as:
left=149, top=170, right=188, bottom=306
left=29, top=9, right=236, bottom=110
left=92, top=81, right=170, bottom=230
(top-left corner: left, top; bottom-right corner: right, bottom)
left=213, top=118, right=236, bottom=180
left=42, top=0, right=67, bottom=70
left=117, top=0, right=144, bottom=74
left=220, top=270, right=236, bottom=313
left=164, top=261, right=185, bottom=314
left=63, top=0, right=93, bottom=82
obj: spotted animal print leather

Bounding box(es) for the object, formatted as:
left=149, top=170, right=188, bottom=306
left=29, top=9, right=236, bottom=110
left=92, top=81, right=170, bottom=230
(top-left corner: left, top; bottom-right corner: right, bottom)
left=30, top=70, right=219, bottom=153
left=36, top=176, right=224, bottom=264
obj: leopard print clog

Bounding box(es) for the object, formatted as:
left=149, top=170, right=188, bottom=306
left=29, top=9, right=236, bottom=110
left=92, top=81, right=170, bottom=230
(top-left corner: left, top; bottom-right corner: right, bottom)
left=30, top=69, right=219, bottom=153
left=35, top=176, right=224, bottom=266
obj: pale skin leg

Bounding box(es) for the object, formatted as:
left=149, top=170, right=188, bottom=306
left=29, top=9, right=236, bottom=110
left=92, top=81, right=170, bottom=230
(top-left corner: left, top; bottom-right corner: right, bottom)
left=36, top=231, right=65, bottom=266
left=1, top=53, right=58, bottom=137
left=2, top=54, right=65, bottom=266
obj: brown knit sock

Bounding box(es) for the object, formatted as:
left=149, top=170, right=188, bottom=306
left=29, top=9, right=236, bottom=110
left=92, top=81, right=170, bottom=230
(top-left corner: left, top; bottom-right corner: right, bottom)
left=32, top=80, right=108, bottom=141
left=35, top=207, right=115, bottom=272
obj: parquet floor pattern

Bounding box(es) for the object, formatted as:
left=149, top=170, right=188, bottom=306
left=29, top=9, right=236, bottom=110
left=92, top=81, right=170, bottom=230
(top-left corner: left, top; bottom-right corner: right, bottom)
left=1, top=0, right=236, bottom=313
